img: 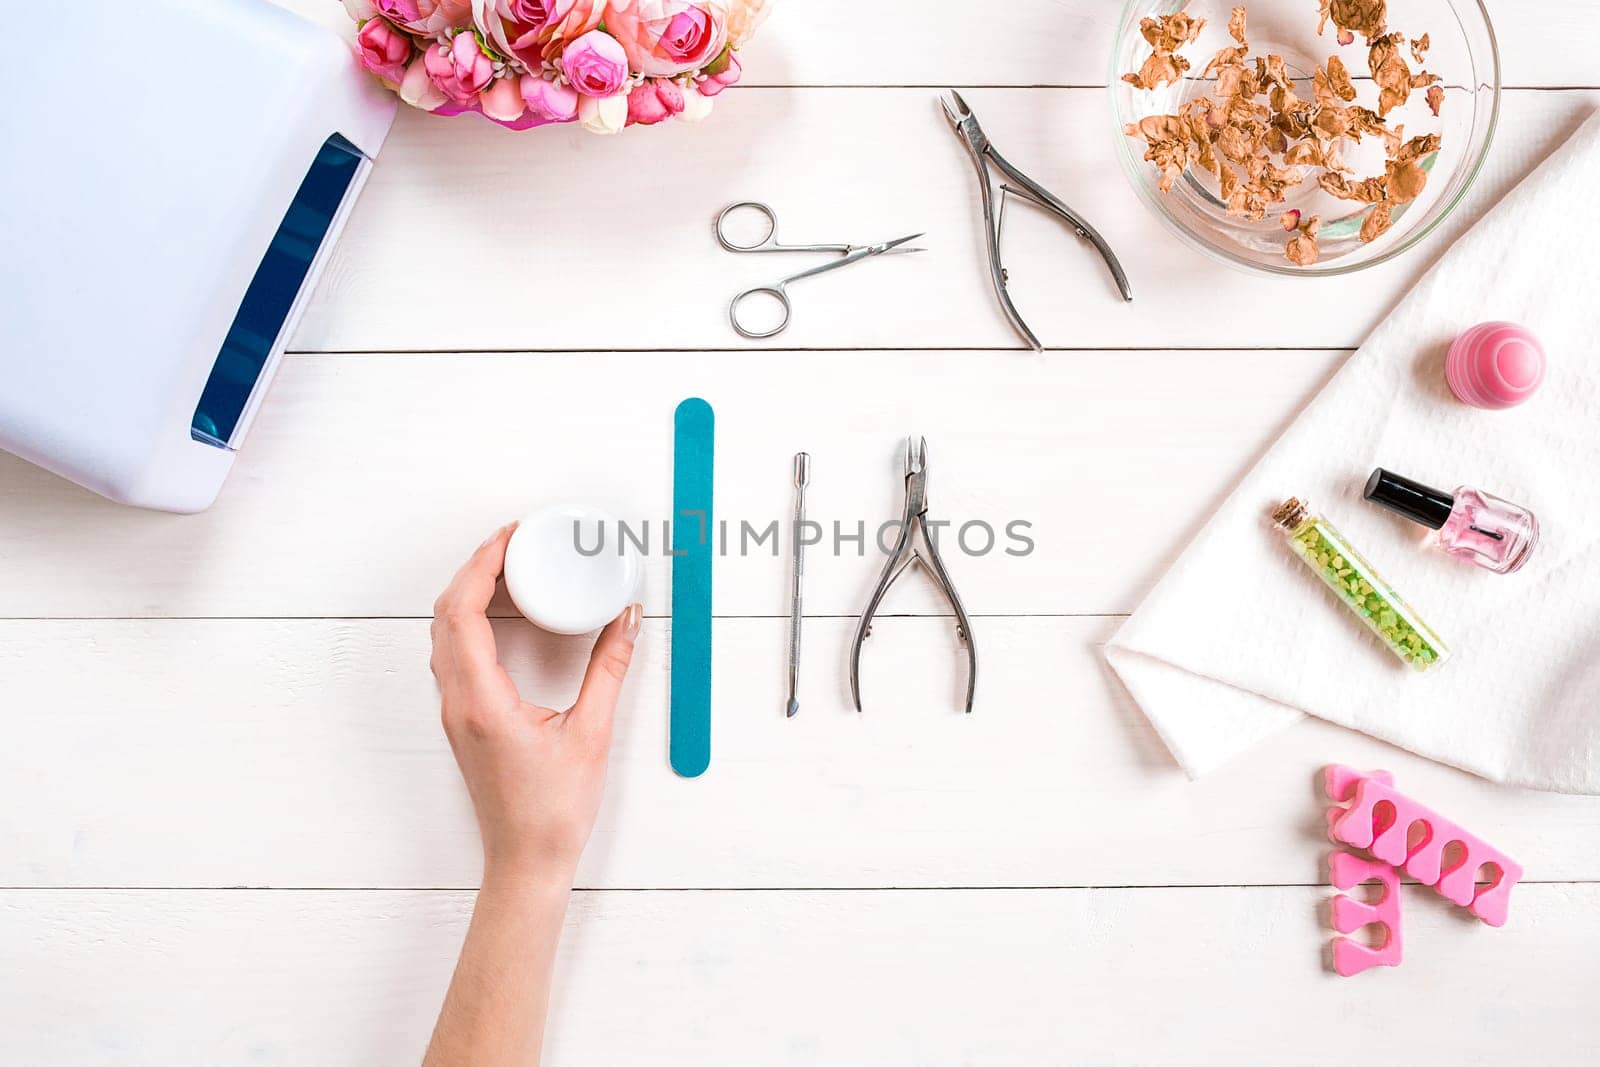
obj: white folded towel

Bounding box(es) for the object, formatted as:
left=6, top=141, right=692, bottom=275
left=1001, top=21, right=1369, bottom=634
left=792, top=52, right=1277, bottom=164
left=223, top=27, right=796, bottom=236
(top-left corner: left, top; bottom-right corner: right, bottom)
left=1106, top=109, right=1600, bottom=794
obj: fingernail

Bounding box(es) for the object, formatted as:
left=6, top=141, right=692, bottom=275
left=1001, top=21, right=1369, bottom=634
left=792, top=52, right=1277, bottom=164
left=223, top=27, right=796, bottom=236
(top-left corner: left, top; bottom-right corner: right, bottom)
left=622, top=603, right=643, bottom=638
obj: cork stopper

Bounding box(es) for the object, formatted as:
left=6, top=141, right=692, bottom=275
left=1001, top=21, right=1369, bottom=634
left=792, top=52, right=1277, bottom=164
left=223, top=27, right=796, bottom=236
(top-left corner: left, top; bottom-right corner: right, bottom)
left=1273, top=497, right=1309, bottom=530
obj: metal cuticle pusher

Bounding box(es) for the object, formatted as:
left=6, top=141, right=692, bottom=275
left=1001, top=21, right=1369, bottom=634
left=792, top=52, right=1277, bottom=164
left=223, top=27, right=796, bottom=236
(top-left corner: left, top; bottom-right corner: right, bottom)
left=786, top=452, right=810, bottom=718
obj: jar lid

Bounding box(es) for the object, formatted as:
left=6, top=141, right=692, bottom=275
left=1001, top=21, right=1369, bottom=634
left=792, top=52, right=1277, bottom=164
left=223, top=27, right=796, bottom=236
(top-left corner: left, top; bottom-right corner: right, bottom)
left=503, top=504, right=641, bottom=635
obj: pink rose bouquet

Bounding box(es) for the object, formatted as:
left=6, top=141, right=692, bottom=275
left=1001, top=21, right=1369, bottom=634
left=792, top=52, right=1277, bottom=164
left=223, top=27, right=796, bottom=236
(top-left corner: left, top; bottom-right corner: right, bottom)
left=341, top=0, right=777, bottom=133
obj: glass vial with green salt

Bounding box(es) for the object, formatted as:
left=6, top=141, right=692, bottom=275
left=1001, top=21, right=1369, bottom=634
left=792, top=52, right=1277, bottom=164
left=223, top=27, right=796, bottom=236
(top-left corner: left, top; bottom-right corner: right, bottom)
left=1273, top=497, right=1450, bottom=672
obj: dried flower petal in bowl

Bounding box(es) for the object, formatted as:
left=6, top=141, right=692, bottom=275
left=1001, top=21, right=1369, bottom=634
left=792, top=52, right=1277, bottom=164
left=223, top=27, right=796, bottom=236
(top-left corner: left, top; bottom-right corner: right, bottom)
left=1109, top=0, right=1499, bottom=276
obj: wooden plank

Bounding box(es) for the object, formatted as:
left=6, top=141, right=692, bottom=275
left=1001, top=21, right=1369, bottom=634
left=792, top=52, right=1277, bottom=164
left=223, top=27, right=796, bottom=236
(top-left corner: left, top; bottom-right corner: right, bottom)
left=0, top=348, right=1342, bottom=619
left=288, top=89, right=1600, bottom=353
left=272, top=0, right=1600, bottom=89
left=4, top=616, right=1596, bottom=888
left=4, top=884, right=1598, bottom=1064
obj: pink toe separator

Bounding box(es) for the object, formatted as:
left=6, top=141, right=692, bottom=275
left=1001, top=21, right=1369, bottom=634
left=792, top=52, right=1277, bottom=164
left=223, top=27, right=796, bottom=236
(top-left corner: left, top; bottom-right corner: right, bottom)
left=1325, top=764, right=1394, bottom=800
left=1329, top=851, right=1402, bottom=977
left=1323, top=765, right=1523, bottom=927
left=1323, top=767, right=1392, bottom=844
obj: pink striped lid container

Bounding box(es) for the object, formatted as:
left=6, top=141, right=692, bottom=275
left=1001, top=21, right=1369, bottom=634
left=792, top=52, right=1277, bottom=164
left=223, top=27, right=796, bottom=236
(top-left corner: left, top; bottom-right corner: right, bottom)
left=1444, top=322, right=1546, bottom=410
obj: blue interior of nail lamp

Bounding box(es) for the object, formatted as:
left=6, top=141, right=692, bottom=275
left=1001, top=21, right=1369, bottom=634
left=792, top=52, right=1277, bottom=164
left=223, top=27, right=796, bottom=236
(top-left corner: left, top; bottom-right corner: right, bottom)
left=190, top=135, right=364, bottom=448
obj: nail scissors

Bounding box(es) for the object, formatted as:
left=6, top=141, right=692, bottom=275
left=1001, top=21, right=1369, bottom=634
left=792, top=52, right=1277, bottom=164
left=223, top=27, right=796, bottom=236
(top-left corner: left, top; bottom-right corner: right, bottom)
left=939, top=90, right=1133, bottom=351
left=850, top=436, right=977, bottom=715
left=716, top=201, right=925, bottom=339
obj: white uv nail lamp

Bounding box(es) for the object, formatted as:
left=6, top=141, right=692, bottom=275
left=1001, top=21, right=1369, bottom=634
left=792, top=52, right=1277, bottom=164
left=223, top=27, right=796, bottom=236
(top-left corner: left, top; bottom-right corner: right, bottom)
left=0, top=0, right=397, bottom=512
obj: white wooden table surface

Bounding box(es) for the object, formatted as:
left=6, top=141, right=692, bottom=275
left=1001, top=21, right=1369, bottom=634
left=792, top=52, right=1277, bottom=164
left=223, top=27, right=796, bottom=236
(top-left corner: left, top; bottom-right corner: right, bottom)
left=4, top=1, right=1599, bottom=1063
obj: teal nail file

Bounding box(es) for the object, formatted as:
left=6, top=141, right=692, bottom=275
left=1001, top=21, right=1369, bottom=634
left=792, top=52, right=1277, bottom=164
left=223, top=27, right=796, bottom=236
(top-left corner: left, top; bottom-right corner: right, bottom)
left=670, top=397, right=715, bottom=778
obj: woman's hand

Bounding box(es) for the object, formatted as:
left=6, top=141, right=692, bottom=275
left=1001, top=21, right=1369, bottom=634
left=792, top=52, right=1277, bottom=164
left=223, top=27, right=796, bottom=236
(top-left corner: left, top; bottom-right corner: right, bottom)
left=430, top=523, right=642, bottom=886
left=425, top=523, right=641, bottom=1066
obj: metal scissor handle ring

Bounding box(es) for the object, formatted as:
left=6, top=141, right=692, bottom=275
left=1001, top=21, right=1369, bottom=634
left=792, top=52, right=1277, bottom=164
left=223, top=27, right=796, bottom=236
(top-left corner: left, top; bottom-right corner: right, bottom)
left=716, top=201, right=779, bottom=253
left=729, top=284, right=791, bottom=339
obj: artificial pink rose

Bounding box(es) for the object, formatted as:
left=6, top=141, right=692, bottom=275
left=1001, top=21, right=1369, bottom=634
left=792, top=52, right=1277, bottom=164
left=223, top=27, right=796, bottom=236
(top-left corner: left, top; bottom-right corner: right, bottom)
left=723, top=0, right=774, bottom=49
left=539, top=0, right=603, bottom=44
left=375, top=0, right=419, bottom=26
left=578, top=91, right=630, bottom=134
left=501, top=0, right=573, bottom=26
left=479, top=76, right=526, bottom=122
left=377, top=0, right=473, bottom=35
left=472, top=0, right=602, bottom=68
left=696, top=48, right=740, bottom=97
left=425, top=33, right=495, bottom=104
left=399, top=54, right=449, bottom=110
left=605, top=0, right=727, bottom=77
left=521, top=74, right=580, bottom=122
left=475, top=0, right=572, bottom=41
left=627, top=77, right=685, bottom=125
left=357, top=17, right=414, bottom=84
left=561, top=30, right=629, bottom=97
left=471, top=0, right=567, bottom=61
left=677, top=82, right=714, bottom=122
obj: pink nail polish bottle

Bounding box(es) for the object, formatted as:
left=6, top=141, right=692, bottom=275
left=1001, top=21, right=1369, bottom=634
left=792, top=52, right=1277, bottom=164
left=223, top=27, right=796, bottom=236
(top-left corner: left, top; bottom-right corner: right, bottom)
left=1364, top=468, right=1539, bottom=575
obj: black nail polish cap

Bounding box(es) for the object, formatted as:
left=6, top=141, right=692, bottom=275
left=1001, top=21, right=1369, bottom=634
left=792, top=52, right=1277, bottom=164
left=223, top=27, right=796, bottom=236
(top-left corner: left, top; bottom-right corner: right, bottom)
left=1364, top=468, right=1455, bottom=530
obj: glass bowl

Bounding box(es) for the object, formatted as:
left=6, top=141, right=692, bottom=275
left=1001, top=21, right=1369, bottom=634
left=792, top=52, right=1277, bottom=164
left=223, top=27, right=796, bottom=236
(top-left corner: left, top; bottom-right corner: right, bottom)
left=1109, top=0, right=1499, bottom=276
